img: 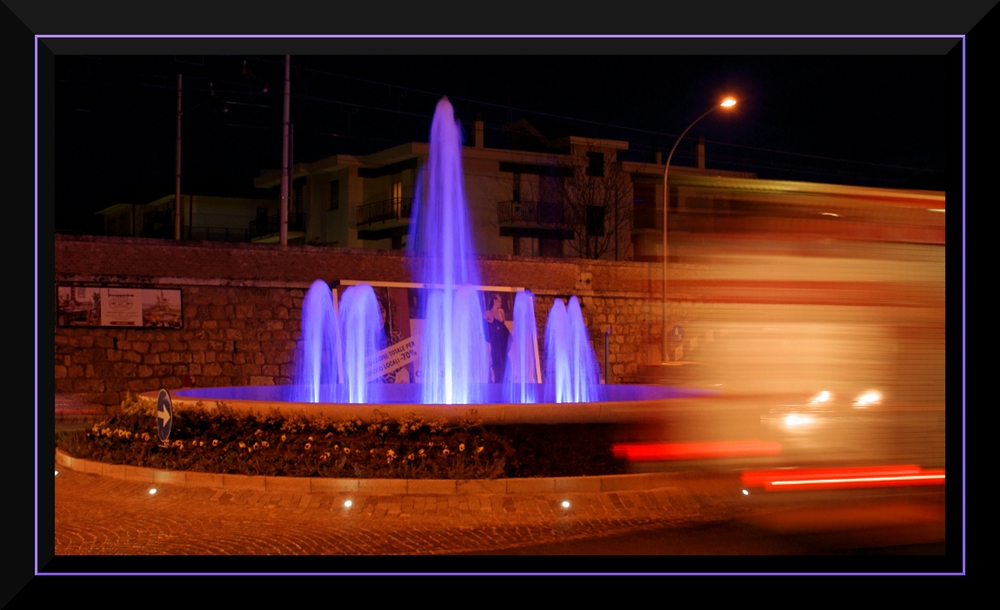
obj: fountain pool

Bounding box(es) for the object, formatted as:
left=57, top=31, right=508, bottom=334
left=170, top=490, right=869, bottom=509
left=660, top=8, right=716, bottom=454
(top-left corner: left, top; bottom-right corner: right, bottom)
left=167, top=97, right=715, bottom=424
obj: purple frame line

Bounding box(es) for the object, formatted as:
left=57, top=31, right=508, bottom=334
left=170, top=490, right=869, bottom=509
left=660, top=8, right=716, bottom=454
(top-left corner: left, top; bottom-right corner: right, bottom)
left=34, top=32, right=39, bottom=579
left=37, top=569, right=961, bottom=576
left=35, top=33, right=965, bottom=577
left=36, top=33, right=962, bottom=38
left=961, top=34, right=967, bottom=577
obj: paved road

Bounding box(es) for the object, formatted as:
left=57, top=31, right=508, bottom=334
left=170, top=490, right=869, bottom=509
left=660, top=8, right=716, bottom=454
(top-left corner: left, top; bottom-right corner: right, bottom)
left=476, top=488, right=947, bottom=556
left=54, top=467, right=754, bottom=558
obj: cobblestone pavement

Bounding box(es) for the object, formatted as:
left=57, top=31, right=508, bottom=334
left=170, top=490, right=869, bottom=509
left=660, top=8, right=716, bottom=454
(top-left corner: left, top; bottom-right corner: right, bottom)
left=54, top=468, right=751, bottom=556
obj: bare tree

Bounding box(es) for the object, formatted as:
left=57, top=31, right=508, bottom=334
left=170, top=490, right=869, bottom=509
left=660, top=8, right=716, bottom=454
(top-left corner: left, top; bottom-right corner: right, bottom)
left=558, top=154, right=634, bottom=260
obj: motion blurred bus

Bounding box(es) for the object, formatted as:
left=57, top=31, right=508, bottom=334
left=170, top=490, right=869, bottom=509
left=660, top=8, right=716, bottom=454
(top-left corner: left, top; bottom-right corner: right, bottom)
left=628, top=171, right=946, bottom=408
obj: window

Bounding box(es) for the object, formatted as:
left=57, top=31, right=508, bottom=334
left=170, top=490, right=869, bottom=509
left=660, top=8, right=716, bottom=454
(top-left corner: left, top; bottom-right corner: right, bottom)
left=329, top=180, right=340, bottom=210
left=633, top=183, right=656, bottom=229
left=539, top=238, right=562, bottom=258
left=391, top=180, right=402, bottom=217
left=292, top=177, right=306, bottom=213
left=586, top=152, right=605, bottom=177
left=586, top=206, right=606, bottom=236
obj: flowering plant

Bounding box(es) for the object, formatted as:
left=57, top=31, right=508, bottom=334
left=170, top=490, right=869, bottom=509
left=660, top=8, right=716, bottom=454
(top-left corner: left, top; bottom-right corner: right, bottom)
left=57, top=399, right=626, bottom=479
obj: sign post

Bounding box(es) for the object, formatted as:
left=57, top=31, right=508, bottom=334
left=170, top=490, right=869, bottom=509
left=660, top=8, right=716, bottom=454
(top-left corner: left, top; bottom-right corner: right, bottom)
left=156, top=389, right=173, bottom=447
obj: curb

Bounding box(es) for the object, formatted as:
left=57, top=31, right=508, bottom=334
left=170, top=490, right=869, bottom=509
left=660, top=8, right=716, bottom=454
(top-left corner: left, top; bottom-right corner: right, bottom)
left=55, top=448, right=691, bottom=496
left=56, top=409, right=109, bottom=423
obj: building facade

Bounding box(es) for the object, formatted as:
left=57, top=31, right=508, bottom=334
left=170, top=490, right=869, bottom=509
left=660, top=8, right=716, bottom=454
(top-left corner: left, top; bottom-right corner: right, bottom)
left=97, top=192, right=280, bottom=243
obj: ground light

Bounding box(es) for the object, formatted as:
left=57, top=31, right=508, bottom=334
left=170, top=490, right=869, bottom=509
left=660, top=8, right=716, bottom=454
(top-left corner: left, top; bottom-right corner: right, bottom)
left=561, top=500, right=570, bottom=508
left=344, top=500, right=353, bottom=508
left=149, top=488, right=157, bottom=495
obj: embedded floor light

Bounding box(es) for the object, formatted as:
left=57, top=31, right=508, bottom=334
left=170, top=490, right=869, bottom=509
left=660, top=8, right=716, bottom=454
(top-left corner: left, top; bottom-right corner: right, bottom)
left=149, top=488, right=157, bottom=495
left=344, top=500, right=353, bottom=508
left=561, top=500, right=570, bottom=508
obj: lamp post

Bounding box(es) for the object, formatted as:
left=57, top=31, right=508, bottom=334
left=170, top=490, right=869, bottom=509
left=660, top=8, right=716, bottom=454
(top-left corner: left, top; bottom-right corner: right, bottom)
left=661, top=97, right=736, bottom=363
left=174, top=74, right=182, bottom=241
left=280, top=54, right=290, bottom=246
left=174, top=75, right=229, bottom=241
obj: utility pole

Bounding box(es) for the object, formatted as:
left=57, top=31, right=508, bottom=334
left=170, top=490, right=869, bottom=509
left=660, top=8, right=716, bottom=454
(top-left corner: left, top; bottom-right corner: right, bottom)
left=280, top=55, right=290, bottom=245
left=174, top=74, right=182, bottom=241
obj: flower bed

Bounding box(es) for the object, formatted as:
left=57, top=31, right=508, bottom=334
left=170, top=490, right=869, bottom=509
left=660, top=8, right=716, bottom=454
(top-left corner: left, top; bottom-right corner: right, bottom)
left=55, top=393, right=627, bottom=480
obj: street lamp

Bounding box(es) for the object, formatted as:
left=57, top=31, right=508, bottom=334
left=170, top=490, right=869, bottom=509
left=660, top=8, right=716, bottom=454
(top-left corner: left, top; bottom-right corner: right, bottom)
left=661, top=97, right=737, bottom=363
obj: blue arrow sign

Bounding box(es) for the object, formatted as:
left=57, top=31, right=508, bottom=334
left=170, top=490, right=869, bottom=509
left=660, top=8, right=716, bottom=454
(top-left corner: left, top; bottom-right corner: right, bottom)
left=156, top=389, right=173, bottom=442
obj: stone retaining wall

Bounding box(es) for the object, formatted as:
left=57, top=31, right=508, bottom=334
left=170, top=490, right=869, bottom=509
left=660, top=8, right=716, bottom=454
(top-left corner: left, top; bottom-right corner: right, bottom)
left=54, top=235, right=946, bottom=409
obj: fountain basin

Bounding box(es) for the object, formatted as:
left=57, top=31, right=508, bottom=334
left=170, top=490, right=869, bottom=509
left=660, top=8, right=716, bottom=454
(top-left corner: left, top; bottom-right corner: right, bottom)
left=154, top=384, right=717, bottom=425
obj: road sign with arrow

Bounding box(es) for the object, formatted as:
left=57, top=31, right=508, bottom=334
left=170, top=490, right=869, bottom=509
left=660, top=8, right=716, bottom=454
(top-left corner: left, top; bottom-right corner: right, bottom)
left=156, top=389, right=173, bottom=443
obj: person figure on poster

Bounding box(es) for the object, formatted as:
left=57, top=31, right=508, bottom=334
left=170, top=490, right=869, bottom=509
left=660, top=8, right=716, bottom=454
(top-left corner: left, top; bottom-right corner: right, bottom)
left=379, top=293, right=410, bottom=384
left=483, top=294, right=511, bottom=383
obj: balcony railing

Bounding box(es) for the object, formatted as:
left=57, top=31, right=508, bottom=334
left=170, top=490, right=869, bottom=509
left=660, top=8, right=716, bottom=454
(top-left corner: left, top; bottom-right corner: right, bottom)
left=357, top=198, right=413, bottom=227
left=140, top=210, right=173, bottom=239
left=187, top=226, right=250, bottom=242
left=498, top=200, right=569, bottom=226
left=249, top=212, right=306, bottom=238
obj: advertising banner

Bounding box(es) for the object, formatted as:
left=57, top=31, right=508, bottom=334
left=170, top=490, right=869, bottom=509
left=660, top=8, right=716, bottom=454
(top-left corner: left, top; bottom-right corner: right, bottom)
left=100, top=287, right=142, bottom=327
left=57, top=285, right=183, bottom=329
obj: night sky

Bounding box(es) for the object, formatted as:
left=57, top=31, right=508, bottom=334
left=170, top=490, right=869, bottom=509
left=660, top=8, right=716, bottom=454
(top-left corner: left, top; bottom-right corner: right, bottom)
left=53, top=51, right=958, bottom=233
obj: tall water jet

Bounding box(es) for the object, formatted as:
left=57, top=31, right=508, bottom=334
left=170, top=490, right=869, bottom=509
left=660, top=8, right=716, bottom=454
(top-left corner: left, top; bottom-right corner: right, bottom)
left=543, top=297, right=602, bottom=403
left=567, top=295, right=601, bottom=402
left=407, top=97, right=489, bottom=404
left=544, top=299, right=573, bottom=403
left=503, top=290, right=542, bottom=403
left=338, top=284, right=384, bottom=404
left=294, top=280, right=341, bottom=403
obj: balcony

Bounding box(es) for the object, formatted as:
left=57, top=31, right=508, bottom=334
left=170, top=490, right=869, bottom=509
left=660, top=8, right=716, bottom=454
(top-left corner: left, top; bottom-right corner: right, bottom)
left=356, top=198, right=412, bottom=245
left=497, top=200, right=575, bottom=240
left=357, top=197, right=413, bottom=227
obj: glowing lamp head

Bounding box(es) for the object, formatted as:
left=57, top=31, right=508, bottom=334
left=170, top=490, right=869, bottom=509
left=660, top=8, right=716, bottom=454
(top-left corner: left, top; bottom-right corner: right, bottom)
left=720, top=97, right=737, bottom=108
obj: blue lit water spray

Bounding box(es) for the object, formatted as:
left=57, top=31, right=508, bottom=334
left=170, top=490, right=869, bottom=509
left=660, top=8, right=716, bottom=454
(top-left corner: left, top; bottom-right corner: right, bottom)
left=407, top=97, right=490, bottom=404
left=294, top=97, right=601, bottom=405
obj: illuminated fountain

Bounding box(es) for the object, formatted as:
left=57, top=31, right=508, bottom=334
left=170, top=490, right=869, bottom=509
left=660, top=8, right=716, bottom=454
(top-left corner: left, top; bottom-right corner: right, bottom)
left=171, top=97, right=711, bottom=422
left=544, top=296, right=601, bottom=403
left=502, top=290, right=542, bottom=404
